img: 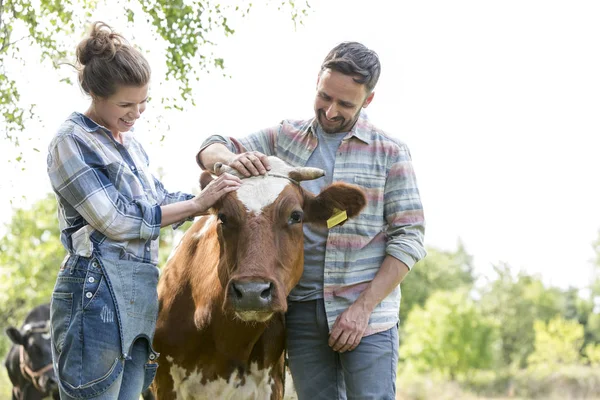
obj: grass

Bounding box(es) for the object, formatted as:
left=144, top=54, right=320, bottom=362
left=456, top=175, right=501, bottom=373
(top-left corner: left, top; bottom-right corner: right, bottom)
left=2, top=362, right=600, bottom=400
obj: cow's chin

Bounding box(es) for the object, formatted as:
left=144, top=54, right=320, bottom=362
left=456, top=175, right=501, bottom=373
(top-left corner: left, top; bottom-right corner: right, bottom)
left=234, top=311, right=274, bottom=323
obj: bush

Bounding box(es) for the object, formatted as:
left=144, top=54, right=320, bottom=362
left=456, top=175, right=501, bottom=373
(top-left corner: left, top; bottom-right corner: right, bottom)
left=515, top=365, right=600, bottom=399
left=459, top=365, right=600, bottom=399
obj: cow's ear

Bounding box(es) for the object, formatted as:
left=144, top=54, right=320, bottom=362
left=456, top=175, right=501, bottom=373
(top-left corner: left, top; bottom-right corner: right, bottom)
left=5, top=327, right=23, bottom=345
left=200, top=171, right=214, bottom=190
left=304, top=182, right=367, bottom=225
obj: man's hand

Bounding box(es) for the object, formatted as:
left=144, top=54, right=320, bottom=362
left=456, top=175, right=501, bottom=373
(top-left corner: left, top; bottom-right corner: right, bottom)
left=328, top=302, right=372, bottom=353
left=228, top=151, right=271, bottom=177
left=328, top=256, right=410, bottom=353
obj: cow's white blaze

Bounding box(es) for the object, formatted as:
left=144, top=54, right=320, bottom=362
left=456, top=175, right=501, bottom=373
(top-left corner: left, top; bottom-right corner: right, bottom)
left=236, top=176, right=289, bottom=214
left=167, top=356, right=274, bottom=400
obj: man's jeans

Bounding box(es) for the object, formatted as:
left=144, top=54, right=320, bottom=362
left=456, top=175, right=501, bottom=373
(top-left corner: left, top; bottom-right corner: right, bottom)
left=286, top=299, right=398, bottom=400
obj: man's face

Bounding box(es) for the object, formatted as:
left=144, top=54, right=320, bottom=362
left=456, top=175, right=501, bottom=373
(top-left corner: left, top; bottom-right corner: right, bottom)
left=92, top=84, right=149, bottom=136
left=314, top=69, right=374, bottom=134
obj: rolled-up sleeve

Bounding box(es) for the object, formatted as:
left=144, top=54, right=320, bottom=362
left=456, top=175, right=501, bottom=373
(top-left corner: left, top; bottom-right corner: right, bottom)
left=197, top=125, right=281, bottom=169
left=153, top=176, right=194, bottom=229
left=384, top=145, right=426, bottom=269
left=48, top=134, right=161, bottom=241
left=196, top=135, right=237, bottom=169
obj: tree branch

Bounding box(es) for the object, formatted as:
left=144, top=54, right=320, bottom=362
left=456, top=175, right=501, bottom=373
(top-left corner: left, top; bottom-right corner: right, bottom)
left=0, top=34, right=32, bottom=53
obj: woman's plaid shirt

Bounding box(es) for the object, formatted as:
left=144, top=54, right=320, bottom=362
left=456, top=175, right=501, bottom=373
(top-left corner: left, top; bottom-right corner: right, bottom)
left=47, top=112, right=193, bottom=265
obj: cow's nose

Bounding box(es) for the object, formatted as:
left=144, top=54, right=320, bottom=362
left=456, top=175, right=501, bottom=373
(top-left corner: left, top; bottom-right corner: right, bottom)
left=230, top=281, right=273, bottom=310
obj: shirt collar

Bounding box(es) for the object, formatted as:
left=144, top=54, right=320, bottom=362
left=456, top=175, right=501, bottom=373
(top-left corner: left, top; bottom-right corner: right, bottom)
left=69, top=111, right=101, bottom=133
left=307, top=110, right=372, bottom=145
left=69, top=111, right=134, bottom=145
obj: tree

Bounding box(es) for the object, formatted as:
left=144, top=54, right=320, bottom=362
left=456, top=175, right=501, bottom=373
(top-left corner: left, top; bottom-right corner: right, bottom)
left=527, top=316, right=584, bottom=367
left=400, top=243, right=475, bottom=324
left=0, top=194, right=64, bottom=357
left=399, top=290, right=498, bottom=380
left=1, top=0, right=310, bottom=148
left=478, top=264, right=564, bottom=368
left=584, top=342, right=600, bottom=367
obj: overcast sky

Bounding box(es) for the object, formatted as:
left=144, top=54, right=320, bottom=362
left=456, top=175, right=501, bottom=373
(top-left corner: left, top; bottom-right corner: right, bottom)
left=1, top=0, right=599, bottom=290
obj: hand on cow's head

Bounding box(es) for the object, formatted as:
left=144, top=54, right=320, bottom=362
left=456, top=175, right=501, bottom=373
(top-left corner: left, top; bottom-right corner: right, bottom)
left=212, top=157, right=325, bottom=183
left=199, top=157, right=327, bottom=212
left=201, top=156, right=366, bottom=226
left=195, top=171, right=242, bottom=215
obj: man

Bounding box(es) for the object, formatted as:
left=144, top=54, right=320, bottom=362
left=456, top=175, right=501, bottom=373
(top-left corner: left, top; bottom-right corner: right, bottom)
left=197, top=42, right=426, bottom=399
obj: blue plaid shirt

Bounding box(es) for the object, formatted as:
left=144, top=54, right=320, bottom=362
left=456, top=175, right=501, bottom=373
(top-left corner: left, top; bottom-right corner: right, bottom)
left=47, top=112, right=193, bottom=265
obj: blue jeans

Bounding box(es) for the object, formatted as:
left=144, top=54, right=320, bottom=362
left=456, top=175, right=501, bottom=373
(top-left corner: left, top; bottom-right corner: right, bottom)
left=285, top=299, right=398, bottom=400
left=50, top=256, right=157, bottom=399
left=57, top=340, right=149, bottom=400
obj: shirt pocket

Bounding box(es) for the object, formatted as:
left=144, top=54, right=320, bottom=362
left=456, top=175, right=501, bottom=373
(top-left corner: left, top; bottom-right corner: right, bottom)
left=353, top=173, right=386, bottom=216
left=50, top=292, right=73, bottom=354
left=344, top=174, right=386, bottom=238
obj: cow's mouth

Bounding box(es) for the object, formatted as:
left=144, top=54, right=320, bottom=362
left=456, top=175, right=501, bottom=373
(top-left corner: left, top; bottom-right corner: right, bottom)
left=234, top=310, right=274, bottom=323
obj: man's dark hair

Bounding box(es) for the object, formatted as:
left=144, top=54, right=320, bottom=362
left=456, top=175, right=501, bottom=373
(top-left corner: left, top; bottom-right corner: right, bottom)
left=321, top=42, right=381, bottom=93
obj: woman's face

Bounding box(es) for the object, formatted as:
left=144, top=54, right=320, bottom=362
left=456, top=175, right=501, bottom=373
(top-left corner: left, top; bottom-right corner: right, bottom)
left=91, top=84, right=149, bottom=136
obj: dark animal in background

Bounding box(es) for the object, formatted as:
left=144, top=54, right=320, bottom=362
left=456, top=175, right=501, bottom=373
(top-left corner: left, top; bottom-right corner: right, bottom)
left=4, top=303, right=59, bottom=400
left=4, top=303, right=156, bottom=400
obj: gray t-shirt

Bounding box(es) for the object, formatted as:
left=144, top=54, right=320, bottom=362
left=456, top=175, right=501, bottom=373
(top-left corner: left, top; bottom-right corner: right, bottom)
left=288, top=125, right=347, bottom=301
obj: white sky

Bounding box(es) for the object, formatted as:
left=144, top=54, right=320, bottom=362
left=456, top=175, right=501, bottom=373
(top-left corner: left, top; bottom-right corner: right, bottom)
left=1, top=0, right=599, bottom=290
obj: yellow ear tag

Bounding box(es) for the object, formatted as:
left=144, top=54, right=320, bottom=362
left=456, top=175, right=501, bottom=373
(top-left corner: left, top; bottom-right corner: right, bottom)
left=327, top=208, right=348, bottom=229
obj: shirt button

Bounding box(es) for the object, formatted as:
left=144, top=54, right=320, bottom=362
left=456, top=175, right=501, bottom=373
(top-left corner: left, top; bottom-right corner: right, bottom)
left=145, top=246, right=150, bottom=252
left=88, top=277, right=95, bottom=283
left=85, top=292, right=93, bottom=299
left=92, top=262, right=99, bottom=268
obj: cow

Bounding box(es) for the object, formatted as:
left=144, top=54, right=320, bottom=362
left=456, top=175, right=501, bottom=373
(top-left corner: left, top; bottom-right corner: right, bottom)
left=4, top=303, right=59, bottom=400
left=152, top=156, right=367, bottom=399
left=4, top=305, right=156, bottom=400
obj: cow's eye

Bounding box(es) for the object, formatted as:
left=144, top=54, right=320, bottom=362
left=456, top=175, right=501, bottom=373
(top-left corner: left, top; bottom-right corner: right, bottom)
left=289, top=210, right=304, bottom=224
left=217, top=213, right=228, bottom=225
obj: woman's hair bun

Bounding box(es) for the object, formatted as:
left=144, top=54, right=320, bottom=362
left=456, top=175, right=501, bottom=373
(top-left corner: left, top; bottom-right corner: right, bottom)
left=76, top=21, right=150, bottom=98
left=76, top=22, right=125, bottom=66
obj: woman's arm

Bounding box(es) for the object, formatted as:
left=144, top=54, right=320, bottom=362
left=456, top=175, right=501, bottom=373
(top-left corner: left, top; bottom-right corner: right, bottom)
left=159, top=172, right=241, bottom=227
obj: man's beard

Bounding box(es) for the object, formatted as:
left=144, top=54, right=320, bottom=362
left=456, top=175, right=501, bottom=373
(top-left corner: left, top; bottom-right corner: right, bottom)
left=317, top=109, right=360, bottom=134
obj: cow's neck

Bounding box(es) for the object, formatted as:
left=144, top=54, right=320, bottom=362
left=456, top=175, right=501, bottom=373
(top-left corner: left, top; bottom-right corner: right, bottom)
left=210, top=306, right=281, bottom=363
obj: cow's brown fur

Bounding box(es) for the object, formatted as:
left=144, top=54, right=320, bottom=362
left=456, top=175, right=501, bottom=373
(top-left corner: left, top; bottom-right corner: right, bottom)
left=152, top=165, right=366, bottom=400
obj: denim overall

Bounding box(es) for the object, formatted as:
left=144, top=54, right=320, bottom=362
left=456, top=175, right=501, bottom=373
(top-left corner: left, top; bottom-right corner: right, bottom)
left=50, top=254, right=160, bottom=398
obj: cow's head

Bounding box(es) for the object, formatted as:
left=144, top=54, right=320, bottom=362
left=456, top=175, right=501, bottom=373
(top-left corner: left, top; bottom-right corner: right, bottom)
left=6, top=320, right=58, bottom=397
left=200, top=156, right=366, bottom=323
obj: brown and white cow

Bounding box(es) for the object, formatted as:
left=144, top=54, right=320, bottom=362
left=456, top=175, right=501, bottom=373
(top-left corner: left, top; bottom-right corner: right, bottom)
left=152, top=156, right=366, bottom=399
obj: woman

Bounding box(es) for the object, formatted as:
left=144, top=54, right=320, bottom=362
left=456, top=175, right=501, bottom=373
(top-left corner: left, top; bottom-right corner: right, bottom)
left=46, top=22, right=240, bottom=399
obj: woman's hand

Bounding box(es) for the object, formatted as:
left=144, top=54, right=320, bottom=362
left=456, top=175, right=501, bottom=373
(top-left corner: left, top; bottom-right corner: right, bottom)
left=193, top=172, right=242, bottom=215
